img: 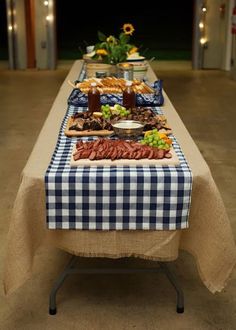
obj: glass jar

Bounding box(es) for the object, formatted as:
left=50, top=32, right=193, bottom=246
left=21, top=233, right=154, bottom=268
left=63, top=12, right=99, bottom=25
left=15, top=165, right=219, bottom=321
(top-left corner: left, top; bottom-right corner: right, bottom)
left=88, top=82, right=101, bottom=112
left=123, top=81, right=136, bottom=109
left=117, top=62, right=134, bottom=80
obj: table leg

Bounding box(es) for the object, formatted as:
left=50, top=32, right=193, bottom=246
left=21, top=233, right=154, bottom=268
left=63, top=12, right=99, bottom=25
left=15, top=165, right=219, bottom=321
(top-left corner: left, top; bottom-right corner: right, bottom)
left=49, top=256, right=184, bottom=315
left=159, top=262, right=184, bottom=313
left=49, top=256, right=77, bottom=315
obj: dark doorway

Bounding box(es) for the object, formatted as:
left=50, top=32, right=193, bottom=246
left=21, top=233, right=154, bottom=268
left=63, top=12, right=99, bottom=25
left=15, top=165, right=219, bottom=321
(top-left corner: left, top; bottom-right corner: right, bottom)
left=56, top=0, right=193, bottom=60
left=0, top=1, right=8, bottom=60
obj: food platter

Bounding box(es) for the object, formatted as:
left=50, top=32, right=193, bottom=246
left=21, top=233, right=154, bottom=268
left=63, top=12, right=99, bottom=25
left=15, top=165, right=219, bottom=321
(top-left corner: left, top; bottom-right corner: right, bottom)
left=74, top=77, right=154, bottom=94
left=65, top=117, right=113, bottom=137
left=64, top=107, right=172, bottom=137
left=70, top=142, right=180, bottom=167
left=68, top=79, right=164, bottom=107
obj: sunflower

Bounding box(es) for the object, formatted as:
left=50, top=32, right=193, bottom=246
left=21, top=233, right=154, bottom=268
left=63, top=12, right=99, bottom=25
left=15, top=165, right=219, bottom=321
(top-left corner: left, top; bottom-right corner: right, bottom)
left=122, top=23, right=135, bottom=35
left=129, top=47, right=138, bottom=55
left=106, top=35, right=116, bottom=44
left=96, top=49, right=108, bottom=56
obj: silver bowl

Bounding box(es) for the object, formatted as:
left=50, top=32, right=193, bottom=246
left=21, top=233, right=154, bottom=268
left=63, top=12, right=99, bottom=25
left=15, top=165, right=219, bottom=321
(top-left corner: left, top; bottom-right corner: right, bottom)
left=112, top=120, right=144, bottom=139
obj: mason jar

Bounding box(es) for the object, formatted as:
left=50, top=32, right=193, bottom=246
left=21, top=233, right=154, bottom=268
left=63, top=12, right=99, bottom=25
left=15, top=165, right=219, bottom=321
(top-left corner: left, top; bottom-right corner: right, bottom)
left=117, top=63, right=134, bottom=80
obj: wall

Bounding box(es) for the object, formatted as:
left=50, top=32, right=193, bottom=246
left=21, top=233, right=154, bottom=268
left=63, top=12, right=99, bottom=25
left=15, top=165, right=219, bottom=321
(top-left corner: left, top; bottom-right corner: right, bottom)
left=6, top=0, right=56, bottom=70
left=34, top=0, right=56, bottom=69
left=231, top=34, right=236, bottom=79
left=34, top=0, right=48, bottom=69
left=6, top=0, right=27, bottom=69
left=203, top=0, right=232, bottom=70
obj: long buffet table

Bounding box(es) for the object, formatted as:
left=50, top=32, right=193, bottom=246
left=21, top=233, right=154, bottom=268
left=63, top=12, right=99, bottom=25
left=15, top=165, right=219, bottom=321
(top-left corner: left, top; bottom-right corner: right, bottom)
left=4, top=60, right=236, bottom=295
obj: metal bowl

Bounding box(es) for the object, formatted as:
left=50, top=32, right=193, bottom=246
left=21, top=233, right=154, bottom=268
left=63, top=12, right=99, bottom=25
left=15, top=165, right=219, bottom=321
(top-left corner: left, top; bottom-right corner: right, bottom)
left=112, top=120, right=144, bottom=139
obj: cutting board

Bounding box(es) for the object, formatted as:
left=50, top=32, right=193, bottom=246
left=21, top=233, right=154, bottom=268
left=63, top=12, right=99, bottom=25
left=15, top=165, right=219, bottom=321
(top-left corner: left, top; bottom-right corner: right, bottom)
left=65, top=117, right=172, bottom=137
left=70, top=145, right=180, bottom=167
left=64, top=117, right=113, bottom=137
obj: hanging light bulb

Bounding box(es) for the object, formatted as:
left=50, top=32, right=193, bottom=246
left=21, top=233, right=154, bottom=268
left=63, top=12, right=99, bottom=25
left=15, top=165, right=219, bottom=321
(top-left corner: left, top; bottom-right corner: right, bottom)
left=44, top=1, right=49, bottom=5
left=202, top=6, right=207, bottom=12
left=200, top=37, right=207, bottom=45
left=8, top=25, right=13, bottom=31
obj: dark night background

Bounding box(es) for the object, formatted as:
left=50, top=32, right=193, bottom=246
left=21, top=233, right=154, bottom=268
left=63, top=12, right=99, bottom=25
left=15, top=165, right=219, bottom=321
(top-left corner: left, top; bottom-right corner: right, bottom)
left=0, top=0, right=193, bottom=60
left=0, top=0, right=8, bottom=59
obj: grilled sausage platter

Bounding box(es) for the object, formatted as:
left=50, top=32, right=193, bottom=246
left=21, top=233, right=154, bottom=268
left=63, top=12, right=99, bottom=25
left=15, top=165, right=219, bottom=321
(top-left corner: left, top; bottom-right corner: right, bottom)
left=70, top=139, right=180, bottom=166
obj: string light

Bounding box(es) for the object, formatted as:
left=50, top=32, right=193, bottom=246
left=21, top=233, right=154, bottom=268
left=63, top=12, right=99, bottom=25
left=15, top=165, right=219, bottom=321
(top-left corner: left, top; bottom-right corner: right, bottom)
left=199, top=1, right=207, bottom=51
left=46, top=14, right=53, bottom=22
left=199, top=22, right=204, bottom=29
left=44, top=1, right=49, bottom=5
left=8, top=25, right=13, bottom=31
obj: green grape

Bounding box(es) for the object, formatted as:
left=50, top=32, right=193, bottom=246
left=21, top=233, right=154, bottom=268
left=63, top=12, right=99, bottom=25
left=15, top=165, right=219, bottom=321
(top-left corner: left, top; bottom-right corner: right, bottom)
left=102, top=104, right=112, bottom=119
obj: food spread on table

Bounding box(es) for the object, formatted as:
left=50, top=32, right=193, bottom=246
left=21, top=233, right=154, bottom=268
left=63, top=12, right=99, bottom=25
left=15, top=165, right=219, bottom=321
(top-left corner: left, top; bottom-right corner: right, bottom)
left=73, top=138, right=171, bottom=161
left=73, top=129, right=172, bottom=160
left=70, top=130, right=179, bottom=166
left=65, top=105, right=172, bottom=137
left=74, top=77, right=154, bottom=94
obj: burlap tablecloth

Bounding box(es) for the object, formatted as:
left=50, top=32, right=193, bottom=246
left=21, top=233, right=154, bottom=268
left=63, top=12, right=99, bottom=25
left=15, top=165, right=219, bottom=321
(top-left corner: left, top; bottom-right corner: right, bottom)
left=4, top=61, right=236, bottom=295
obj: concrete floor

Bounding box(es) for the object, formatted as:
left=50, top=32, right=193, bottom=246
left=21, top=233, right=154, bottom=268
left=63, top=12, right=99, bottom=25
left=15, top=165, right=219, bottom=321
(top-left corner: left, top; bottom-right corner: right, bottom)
left=0, top=61, right=236, bottom=329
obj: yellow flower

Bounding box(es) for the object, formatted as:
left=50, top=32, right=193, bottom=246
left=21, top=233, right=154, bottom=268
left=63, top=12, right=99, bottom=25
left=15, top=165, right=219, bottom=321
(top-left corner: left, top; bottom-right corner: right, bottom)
left=96, top=49, right=108, bottom=56
left=106, top=35, right=116, bottom=44
left=122, top=23, right=135, bottom=35
left=129, top=47, right=138, bottom=55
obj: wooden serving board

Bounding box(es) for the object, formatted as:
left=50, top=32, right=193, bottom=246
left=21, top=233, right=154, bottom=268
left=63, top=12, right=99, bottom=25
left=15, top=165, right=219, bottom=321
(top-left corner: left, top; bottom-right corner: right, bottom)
left=70, top=145, right=180, bottom=167
left=65, top=117, right=113, bottom=137
left=64, top=117, right=172, bottom=137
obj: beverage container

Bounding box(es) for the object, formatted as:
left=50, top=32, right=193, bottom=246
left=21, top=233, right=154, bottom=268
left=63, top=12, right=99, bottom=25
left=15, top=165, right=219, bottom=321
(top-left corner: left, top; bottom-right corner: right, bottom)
left=117, top=63, right=133, bottom=80
left=123, top=81, right=136, bottom=109
left=88, top=82, right=101, bottom=112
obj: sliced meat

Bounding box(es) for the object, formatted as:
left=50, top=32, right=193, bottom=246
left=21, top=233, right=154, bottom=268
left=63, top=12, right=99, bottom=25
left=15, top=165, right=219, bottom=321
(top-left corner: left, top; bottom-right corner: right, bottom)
left=165, top=152, right=172, bottom=158
left=73, top=139, right=171, bottom=161
left=89, top=151, right=97, bottom=160
left=89, top=119, right=103, bottom=130
left=157, top=149, right=165, bottom=159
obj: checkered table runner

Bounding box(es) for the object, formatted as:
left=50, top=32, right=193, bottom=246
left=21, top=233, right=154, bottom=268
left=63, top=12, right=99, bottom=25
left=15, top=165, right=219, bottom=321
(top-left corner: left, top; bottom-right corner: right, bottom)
left=45, top=70, right=192, bottom=230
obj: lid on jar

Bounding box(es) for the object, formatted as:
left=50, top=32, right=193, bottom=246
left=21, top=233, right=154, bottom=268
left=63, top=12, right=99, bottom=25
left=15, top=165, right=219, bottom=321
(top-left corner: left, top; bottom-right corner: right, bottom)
left=117, top=62, right=133, bottom=70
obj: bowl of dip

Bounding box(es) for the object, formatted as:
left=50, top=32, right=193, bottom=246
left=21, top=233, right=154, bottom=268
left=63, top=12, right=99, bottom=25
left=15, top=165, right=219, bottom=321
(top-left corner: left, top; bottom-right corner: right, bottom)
left=112, top=120, right=144, bottom=139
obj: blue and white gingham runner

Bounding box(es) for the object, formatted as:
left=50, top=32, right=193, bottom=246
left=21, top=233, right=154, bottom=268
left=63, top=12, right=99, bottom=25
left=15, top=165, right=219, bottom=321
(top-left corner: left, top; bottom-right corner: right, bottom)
left=45, top=69, right=192, bottom=230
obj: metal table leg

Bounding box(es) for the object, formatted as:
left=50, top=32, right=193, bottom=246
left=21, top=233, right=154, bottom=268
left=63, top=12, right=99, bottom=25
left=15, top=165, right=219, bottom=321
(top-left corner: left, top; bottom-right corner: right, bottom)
left=159, top=262, right=184, bottom=313
left=49, top=256, right=77, bottom=315
left=49, top=256, right=184, bottom=315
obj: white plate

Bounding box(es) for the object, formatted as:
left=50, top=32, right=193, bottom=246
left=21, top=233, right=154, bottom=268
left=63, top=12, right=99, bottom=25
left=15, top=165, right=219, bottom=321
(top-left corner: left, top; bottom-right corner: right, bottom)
left=127, top=56, right=146, bottom=62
